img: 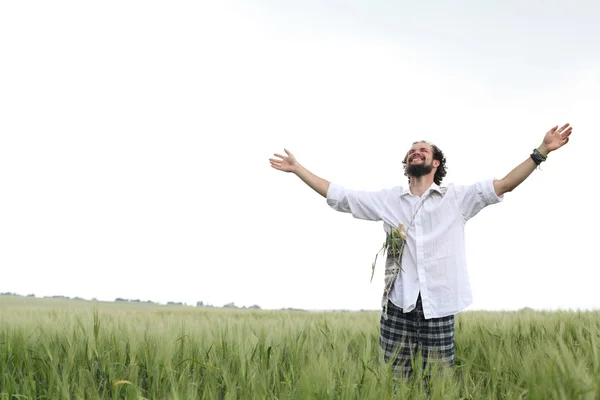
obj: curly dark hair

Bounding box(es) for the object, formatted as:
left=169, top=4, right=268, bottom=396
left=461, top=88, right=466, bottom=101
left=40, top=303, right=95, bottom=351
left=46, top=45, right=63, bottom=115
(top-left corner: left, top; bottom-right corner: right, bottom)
left=402, top=140, right=448, bottom=186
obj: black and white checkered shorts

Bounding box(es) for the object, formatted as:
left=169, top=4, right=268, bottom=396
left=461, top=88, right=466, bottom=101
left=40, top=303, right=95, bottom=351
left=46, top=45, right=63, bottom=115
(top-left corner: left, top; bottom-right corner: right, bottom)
left=380, top=294, right=455, bottom=376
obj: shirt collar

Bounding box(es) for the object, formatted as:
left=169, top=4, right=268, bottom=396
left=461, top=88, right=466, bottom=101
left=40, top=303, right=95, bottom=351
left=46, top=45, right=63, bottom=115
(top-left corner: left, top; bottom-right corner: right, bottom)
left=400, top=182, right=444, bottom=197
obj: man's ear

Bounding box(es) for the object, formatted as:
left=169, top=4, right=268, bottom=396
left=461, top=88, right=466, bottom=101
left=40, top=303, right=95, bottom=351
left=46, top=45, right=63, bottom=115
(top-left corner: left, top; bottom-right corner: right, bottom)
left=433, top=159, right=440, bottom=168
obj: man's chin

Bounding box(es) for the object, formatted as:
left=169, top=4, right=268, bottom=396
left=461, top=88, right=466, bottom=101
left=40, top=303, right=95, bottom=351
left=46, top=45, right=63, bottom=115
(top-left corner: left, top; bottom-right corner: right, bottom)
left=406, top=164, right=433, bottom=177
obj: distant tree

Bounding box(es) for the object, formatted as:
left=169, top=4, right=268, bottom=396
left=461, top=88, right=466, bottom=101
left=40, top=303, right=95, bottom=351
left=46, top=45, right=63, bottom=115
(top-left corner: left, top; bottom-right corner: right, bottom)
left=27, top=294, right=35, bottom=297
left=196, top=301, right=204, bottom=307
left=115, top=298, right=129, bottom=302
left=249, top=305, right=261, bottom=310
left=223, top=302, right=237, bottom=308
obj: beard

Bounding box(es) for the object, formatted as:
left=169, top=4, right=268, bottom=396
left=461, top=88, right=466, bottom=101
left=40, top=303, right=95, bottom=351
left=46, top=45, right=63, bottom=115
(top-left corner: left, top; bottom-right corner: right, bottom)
left=405, top=160, right=433, bottom=178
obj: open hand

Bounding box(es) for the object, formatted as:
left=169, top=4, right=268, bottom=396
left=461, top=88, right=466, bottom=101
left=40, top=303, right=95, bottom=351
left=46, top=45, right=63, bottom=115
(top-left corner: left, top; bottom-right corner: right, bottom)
left=541, top=123, right=573, bottom=154
left=269, top=148, right=298, bottom=173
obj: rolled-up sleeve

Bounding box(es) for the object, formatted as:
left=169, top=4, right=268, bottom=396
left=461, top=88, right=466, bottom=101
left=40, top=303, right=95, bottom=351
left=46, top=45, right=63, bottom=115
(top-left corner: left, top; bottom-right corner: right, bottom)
left=326, top=183, right=389, bottom=221
left=454, top=179, right=503, bottom=222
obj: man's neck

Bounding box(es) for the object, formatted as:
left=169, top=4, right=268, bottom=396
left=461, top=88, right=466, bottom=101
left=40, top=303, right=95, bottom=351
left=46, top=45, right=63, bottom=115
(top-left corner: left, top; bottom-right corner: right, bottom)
left=409, top=175, right=435, bottom=197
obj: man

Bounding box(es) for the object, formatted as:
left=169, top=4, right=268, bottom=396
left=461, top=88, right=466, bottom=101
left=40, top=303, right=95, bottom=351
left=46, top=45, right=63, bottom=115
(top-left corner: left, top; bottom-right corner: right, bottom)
left=269, top=123, right=572, bottom=377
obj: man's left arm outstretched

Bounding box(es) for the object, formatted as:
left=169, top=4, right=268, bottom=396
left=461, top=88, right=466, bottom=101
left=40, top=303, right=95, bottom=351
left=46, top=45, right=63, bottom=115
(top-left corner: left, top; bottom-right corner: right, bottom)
left=493, top=123, right=573, bottom=197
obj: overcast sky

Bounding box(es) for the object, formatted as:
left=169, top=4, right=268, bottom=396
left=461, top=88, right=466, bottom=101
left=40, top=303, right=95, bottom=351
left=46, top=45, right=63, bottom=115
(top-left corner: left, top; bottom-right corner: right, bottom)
left=1, top=1, right=598, bottom=311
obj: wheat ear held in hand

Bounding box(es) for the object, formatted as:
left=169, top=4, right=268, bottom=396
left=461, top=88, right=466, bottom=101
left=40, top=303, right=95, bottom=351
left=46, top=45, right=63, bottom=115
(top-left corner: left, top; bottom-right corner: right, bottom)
left=371, top=223, right=406, bottom=282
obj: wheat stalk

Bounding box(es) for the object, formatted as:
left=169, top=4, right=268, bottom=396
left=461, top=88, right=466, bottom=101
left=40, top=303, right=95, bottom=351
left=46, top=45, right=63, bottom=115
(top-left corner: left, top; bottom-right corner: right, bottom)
left=371, top=223, right=406, bottom=282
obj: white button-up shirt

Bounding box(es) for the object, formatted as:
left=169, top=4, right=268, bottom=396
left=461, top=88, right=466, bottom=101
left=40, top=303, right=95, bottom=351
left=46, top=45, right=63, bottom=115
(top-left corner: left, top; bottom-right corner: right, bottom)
left=326, top=179, right=503, bottom=319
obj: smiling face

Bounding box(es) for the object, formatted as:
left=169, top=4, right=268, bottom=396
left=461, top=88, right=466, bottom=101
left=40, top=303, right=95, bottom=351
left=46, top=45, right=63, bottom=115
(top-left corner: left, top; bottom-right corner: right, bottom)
left=403, top=142, right=440, bottom=179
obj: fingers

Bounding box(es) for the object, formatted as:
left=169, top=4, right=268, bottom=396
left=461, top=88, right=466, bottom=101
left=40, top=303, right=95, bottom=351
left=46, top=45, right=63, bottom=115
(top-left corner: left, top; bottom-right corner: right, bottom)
left=559, top=124, right=572, bottom=147
left=269, top=160, right=283, bottom=170
left=558, top=123, right=570, bottom=132
left=549, top=123, right=572, bottom=137
left=560, top=125, right=573, bottom=141
left=273, top=149, right=294, bottom=159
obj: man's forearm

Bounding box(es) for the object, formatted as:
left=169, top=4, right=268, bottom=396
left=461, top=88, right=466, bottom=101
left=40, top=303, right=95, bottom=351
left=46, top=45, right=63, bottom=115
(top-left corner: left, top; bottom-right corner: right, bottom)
left=293, top=164, right=330, bottom=198
left=493, top=145, right=549, bottom=196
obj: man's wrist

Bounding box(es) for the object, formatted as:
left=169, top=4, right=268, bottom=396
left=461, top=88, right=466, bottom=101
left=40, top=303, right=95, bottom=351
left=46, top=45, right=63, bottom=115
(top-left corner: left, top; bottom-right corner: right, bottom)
left=291, top=163, right=303, bottom=175
left=537, top=144, right=550, bottom=157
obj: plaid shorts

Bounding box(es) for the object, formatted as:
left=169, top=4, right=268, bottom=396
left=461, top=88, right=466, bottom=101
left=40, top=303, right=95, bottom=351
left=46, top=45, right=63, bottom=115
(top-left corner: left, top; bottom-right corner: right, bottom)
left=379, top=294, right=455, bottom=376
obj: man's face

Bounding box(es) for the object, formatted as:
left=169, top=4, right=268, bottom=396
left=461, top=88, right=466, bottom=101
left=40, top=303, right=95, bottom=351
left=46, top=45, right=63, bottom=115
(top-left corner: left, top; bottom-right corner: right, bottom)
left=404, top=142, right=438, bottom=178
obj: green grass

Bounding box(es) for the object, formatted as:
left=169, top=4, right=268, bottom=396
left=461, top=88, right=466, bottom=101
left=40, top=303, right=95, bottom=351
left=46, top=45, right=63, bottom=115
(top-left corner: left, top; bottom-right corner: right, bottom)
left=0, top=296, right=599, bottom=399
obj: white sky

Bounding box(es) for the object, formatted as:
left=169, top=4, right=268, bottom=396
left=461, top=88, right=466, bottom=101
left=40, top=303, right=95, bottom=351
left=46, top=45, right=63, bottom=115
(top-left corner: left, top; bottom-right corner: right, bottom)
left=1, top=1, right=599, bottom=311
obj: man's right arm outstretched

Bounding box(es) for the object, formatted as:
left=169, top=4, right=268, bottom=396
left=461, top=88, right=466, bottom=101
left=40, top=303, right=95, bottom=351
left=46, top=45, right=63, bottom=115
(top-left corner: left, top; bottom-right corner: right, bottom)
left=269, top=148, right=330, bottom=198
left=269, top=148, right=389, bottom=222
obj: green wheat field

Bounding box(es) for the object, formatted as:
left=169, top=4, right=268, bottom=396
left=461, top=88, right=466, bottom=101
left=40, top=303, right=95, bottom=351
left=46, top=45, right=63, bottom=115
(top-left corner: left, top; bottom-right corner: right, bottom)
left=1, top=295, right=599, bottom=399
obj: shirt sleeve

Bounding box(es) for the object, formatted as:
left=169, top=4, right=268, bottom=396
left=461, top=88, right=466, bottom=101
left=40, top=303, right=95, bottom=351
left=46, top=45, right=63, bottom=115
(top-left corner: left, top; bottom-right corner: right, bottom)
left=453, top=179, right=503, bottom=222
left=326, top=183, right=389, bottom=221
